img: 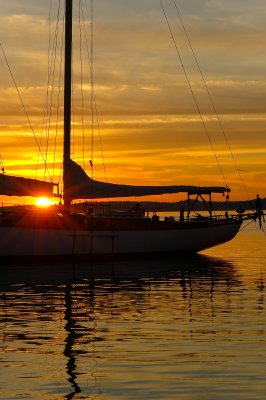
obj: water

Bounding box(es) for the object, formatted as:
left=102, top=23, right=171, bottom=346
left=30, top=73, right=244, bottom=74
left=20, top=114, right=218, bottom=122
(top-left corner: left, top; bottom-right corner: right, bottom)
left=0, top=224, right=266, bottom=399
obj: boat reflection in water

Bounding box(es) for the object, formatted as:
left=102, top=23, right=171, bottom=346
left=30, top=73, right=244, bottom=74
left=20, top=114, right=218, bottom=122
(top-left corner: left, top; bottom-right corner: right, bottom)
left=60, top=255, right=238, bottom=399
left=0, top=253, right=237, bottom=286
left=1, top=254, right=265, bottom=400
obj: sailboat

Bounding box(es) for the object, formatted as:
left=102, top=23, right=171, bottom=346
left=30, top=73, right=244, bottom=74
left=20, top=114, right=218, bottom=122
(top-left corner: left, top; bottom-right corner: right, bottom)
left=0, top=0, right=256, bottom=261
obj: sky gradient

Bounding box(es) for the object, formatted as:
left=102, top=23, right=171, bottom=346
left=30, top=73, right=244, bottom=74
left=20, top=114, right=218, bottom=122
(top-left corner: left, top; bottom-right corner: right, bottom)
left=0, top=0, right=265, bottom=203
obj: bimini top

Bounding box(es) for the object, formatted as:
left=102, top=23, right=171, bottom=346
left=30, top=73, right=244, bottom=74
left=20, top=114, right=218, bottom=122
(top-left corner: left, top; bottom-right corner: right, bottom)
left=64, top=159, right=230, bottom=199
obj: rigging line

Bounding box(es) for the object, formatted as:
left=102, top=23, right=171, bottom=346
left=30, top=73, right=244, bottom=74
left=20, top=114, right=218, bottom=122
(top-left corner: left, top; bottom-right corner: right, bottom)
left=239, top=219, right=254, bottom=232
left=260, top=222, right=266, bottom=237
left=0, top=42, right=53, bottom=182
left=240, top=219, right=266, bottom=238
left=52, top=11, right=65, bottom=183
left=36, top=0, right=53, bottom=179
left=90, top=0, right=94, bottom=184
left=71, top=77, right=75, bottom=159
left=0, top=153, right=4, bottom=173
left=159, top=0, right=227, bottom=187
left=71, top=56, right=76, bottom=160
left=172, top=0, right=254, bottom=209
left=79, top=0, right=86, bottom=170
left=38, top=0, right=60, bottom=180
left=93, top=91, right=108, bottom=183
left=45, top=0, right=62, bottom=179
left=81, top=0, right=107, bottom=183
left=58, top=160, right=63, bottom=200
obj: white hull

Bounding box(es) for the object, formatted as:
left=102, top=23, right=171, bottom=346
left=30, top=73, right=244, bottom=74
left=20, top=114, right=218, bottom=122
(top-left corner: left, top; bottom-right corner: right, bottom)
left=0, top=221, right=241, bottom=260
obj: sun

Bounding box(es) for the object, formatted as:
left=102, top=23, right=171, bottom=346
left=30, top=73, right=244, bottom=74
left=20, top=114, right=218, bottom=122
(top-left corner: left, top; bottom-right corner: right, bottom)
left=36, top=197, right=55, bottom=207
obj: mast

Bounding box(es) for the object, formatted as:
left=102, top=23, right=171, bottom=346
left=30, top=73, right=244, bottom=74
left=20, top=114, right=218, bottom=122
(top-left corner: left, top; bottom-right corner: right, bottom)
left=63, top=0, right=73, bottom=206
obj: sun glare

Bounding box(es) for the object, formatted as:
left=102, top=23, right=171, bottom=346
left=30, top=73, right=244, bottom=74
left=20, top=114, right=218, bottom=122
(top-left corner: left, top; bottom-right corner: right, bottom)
left=36, top=197, right=55, bottom=207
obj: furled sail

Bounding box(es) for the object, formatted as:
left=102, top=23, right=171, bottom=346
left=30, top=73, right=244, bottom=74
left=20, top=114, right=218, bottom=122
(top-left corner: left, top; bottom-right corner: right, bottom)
left=0, top=173, right=56, bottom=197
left=64, top=159, right=229, bottom=199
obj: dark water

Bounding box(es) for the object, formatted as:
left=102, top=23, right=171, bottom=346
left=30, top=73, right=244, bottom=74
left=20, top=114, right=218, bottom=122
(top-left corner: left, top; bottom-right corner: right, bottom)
left=0, top=225, right=266, bottom=399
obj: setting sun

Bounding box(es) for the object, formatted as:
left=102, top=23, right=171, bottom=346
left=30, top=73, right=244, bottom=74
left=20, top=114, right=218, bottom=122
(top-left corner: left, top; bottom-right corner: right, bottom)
left=36, top=197, right=55, bottom=208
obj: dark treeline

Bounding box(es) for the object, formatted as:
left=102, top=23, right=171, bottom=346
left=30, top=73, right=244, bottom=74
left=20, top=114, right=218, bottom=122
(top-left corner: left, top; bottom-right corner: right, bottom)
left=104, top=198, right=265, bottom=212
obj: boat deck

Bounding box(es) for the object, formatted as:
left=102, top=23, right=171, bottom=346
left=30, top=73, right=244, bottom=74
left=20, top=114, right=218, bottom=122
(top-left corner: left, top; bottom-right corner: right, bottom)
left=0, top=210, right=250, bottom=231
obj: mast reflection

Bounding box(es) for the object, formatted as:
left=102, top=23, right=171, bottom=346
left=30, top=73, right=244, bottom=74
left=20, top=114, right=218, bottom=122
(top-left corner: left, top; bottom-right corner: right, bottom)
left=61, top=254, right=239, bottom=398
left=64, top=285, right=81, bottom=399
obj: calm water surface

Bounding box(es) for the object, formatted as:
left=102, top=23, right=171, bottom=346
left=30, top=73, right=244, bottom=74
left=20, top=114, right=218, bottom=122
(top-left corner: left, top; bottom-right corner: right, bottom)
left=0, top=224, right=266, bottom=399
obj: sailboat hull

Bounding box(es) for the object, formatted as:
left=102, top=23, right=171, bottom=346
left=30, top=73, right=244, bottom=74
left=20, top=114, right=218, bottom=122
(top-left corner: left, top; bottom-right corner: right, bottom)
left=0, top=220, right=241, bottom=261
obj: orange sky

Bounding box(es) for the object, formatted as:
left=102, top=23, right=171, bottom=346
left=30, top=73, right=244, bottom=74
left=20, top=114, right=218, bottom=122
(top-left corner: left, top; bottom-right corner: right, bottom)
left=0, top=0, right=265, bottom=204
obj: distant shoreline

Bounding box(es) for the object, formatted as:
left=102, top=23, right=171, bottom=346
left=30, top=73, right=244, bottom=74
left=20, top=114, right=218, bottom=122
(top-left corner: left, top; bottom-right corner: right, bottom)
left=89, top=198, right=265, bottom=212
left=2, top=198, right=264, bottom=213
